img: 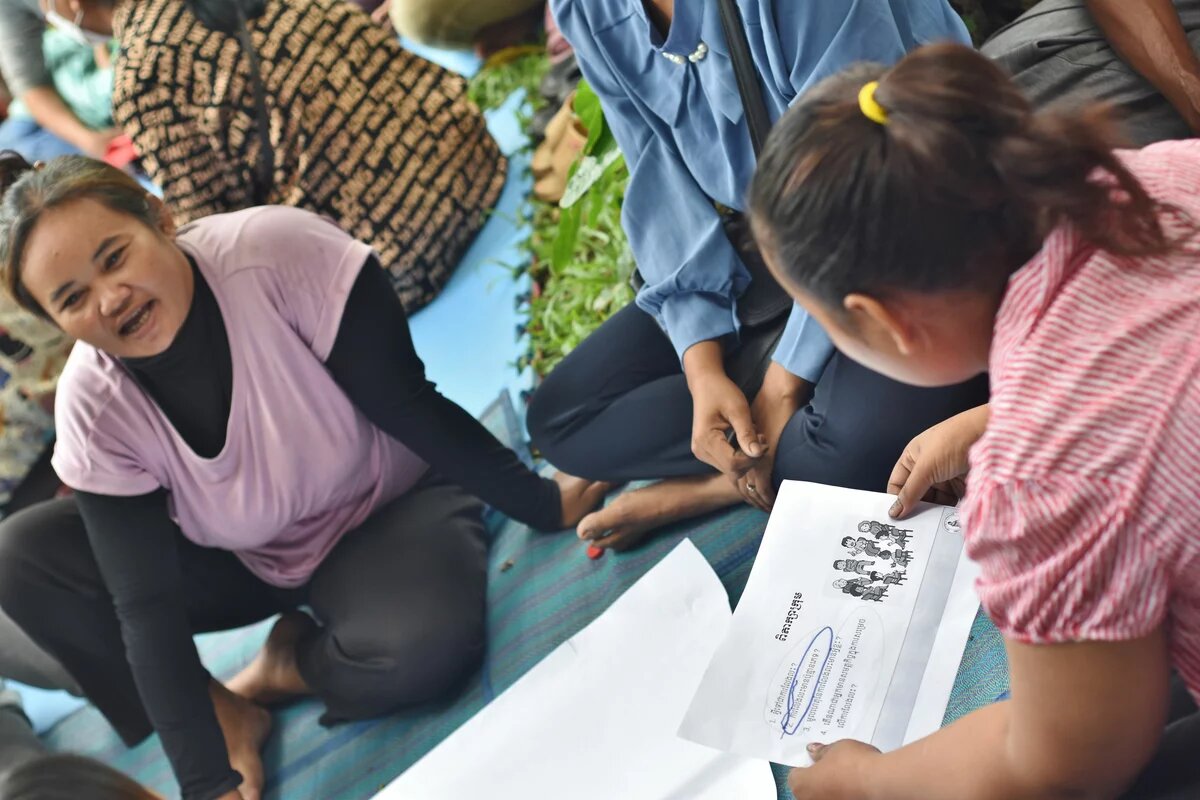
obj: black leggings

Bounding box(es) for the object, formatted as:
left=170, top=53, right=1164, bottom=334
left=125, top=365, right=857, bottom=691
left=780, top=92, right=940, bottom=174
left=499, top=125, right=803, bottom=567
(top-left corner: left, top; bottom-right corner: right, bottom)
left=528, top=304, right=990, bottom=492
left=0, top=475, right=487, bottom=744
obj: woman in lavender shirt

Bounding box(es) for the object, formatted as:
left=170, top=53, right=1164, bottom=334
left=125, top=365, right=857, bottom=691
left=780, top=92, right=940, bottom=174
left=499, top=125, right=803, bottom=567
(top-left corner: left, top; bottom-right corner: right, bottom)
left=0, top=153, right=608, bottom=800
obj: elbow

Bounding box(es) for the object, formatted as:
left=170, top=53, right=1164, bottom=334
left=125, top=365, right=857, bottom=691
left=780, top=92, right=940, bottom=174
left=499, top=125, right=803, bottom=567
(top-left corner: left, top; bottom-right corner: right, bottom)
left=1017, top=779, right=1127, bottom=800
left=1011, top=756, right=1147, bottom=800
left=111, top=588, right=179, bottom=621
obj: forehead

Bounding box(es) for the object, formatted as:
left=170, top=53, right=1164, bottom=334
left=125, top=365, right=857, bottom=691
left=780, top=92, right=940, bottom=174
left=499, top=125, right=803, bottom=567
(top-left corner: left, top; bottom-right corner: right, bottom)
left=20, top=198, right=138, bottom=286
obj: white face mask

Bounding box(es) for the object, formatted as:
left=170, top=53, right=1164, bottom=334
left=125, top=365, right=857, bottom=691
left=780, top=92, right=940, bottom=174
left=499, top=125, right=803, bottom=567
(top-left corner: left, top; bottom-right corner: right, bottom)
left=44, top=0, right=112, bottom=46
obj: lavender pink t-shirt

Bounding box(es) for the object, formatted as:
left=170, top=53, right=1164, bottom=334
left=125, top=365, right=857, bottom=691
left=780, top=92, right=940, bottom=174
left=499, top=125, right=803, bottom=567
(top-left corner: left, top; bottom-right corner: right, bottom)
left=52, top=206, right=429, bottom=588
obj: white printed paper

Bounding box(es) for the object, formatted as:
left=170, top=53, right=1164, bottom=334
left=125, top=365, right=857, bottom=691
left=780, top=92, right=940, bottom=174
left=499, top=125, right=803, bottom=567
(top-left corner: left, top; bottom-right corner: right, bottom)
left=678, top=481, right=980, bottom=767
left=377, top=540, right=776, bottom=800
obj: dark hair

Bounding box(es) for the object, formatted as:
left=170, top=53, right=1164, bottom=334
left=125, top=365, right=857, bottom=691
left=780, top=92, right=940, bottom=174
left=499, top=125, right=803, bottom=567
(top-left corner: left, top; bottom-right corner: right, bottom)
left=834, top=559, right=847, bottom=568
left=0, top=151, right=156, bottom=319
left=841, top=536, right=853, bottom=546
left=749, top=44, right=1186, bottom=311
left=0, top=753, right=157, bottom=800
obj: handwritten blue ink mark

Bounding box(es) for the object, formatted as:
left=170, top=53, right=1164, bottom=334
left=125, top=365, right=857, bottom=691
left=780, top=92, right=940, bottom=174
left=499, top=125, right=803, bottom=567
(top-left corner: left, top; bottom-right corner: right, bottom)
left=780, top=626, right=835, bottom=739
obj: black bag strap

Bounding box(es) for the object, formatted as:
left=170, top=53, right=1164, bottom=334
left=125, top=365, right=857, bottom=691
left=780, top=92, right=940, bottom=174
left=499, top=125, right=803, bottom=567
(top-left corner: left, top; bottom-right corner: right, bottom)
left=232, top=10, right=275, bottom=206
left=187, top=0, right=274, bottom=205
left=716, top=0, right=772, bottom=157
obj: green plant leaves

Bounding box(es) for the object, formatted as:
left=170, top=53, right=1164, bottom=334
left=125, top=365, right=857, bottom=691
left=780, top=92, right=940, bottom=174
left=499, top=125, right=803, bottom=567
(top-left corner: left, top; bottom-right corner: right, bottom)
left=560, top=148, right=623, bottom=210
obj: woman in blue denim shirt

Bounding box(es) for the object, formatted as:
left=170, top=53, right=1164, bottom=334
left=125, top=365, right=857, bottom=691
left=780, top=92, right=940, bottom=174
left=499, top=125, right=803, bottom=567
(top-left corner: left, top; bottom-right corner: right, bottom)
left=528, top=0, right=989, bottom=550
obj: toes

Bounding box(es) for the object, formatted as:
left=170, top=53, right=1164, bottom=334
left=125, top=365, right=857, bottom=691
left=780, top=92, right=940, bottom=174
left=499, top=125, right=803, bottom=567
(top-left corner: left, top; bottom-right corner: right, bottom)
left=576, top=500, right=630, bottom=540
left=591, top=530, right=627, bottom=550
left=593, top=525, right=648, bottom=552
left=576, top=510, right=603, bottom=540
left=584, top=481, right=614, bottom=506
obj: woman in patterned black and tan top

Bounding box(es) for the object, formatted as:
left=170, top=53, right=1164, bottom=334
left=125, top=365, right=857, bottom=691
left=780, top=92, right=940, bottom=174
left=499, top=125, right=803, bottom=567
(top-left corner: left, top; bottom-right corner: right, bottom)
left=99, top=0, right=506, bottom=313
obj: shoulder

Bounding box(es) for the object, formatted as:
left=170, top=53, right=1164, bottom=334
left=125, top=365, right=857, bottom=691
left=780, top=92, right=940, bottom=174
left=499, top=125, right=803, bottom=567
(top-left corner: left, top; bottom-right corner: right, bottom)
left=54, top=344, right=135, bottom=451
left=176, top=206, right=358, bottom=279
left=113, top=0, right=184, bottom=91
left=178, top=206, right=371, bottom=348
left=116, top=0, right=186, bottom=42
left=551, top=0, right=636, bottom=36
left=53, top=346, right=163, bottom=494
left=0, top=0, right=42, bottom=26
left=0, top=0, right=43, bottom=26
left=1118, top=139, right=1200, bottom=172
left=114, top=0, right=194, bottom=76
left=1117, top=141, right=1200, bottom=213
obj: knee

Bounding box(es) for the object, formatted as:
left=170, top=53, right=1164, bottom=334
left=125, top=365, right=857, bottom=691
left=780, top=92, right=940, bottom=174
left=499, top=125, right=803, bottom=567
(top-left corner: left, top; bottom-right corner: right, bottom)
left=319, top=615, right=485, bottom=717
left=526, top=366, right=587, bottom=471
left=525, top=380, right=558, bottom=454
left=0, top=509, right=55, bottom=619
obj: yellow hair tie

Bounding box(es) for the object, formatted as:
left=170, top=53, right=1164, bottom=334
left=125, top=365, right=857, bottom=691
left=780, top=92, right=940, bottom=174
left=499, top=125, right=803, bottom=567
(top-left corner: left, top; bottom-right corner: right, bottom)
left=858, top=81, right=889, bottom=126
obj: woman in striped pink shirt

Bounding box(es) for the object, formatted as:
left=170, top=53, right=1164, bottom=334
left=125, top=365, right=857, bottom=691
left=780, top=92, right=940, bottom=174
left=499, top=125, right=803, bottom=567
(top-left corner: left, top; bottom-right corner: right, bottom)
left=749, top=43, right=1200, bottom=800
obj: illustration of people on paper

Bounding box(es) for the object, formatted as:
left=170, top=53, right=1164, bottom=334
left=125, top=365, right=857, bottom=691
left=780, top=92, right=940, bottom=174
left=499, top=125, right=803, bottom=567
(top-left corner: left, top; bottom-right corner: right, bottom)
left=832, top=577, right=888, bottom=602
left=833, top=559, right=881, bottom=580
left=877, top=569, right=907, bottom=586
left=841, top=536, right=891, bottom=560
left=890, top=549, right=914, bottom=569
left=858, top=520, right=912, bottom=549
left=833, top=576, right=871, bottom=594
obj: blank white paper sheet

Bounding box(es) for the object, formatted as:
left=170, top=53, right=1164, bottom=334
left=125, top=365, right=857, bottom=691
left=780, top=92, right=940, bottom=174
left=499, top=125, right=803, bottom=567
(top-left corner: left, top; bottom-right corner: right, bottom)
left=376, top=539, right=776, bottom=800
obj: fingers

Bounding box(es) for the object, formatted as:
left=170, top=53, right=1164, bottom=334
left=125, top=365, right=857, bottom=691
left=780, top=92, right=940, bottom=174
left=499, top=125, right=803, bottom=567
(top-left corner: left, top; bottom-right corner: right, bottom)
left=887, top=448, right=934, bottom=520
left=576, top=509, right=605, bottom=541
left=576, top=504, right=649, bottom=553
left=590, top=529, right=638, bottom=552
left=757, top=476, right=777, bottom=509
left=571, top=481, right=613, bottom=524
left=557, top=473, right=618, bottom=528
left=737, top=472, right=772, bottom=512
left=370, top=0, right=393, bottom=26
left=886, top=447, right=915, bottom=498
left=926, top=485, right=960, bottom=507
left=697, top=428, right=758, bottom=475
left=729, top=408, right=764, bottom=459
left=582, top=481, right=612, bottom=509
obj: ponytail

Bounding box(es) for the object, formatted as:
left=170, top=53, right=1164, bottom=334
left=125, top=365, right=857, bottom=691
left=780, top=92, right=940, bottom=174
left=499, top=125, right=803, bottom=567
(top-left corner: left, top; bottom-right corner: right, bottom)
left=749, top=44, right=1186, bottom=310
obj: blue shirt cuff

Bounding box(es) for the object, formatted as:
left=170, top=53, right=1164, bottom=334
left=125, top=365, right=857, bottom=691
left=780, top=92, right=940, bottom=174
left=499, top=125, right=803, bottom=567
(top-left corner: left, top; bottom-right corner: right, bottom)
left=771, top=303, right=834, bottom=381
left=658, top=292, right=739, bottom=362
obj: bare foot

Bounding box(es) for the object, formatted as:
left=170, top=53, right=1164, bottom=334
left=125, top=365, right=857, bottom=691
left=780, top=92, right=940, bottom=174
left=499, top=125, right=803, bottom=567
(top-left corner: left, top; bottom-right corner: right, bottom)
left=555, top=471, right=616, bottom=529
left=576, top=474, right=742, bottom=552
left=210, top=680, right=272, bottom=800
left=226, top=611, right=316, bottom=706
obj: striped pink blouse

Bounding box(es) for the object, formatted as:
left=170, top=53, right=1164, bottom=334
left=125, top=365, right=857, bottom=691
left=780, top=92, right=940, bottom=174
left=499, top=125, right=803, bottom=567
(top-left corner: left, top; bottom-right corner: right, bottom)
left=962, top=140, right=1200, bottom=701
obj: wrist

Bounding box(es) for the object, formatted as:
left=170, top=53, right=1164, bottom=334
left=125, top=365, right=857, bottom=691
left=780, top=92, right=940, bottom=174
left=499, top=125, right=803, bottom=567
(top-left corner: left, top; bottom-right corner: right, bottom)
left=682, top=340, right=727, bottom=392
left=761, top=362, right=809, bottom=404
left=960, top=403, right=990, bottom=438
left=1157, top=69, right=1200, bottom=131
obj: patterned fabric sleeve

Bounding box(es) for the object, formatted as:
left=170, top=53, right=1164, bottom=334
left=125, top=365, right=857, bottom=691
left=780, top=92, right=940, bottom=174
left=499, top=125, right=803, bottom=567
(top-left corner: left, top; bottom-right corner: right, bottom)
left=962, top=473, right=1171, bottom=645
left=112, top=34, right=258, bottom=223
